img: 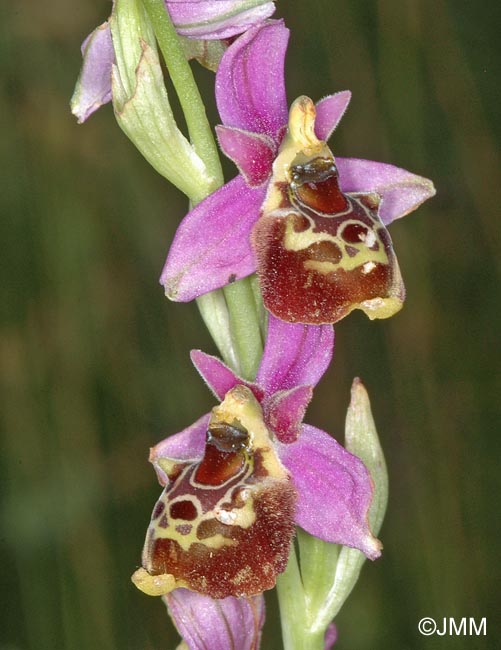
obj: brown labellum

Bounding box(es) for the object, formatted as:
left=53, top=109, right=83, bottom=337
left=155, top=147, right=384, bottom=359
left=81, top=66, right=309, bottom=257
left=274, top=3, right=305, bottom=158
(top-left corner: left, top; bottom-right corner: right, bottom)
left=132, top=386, right=296, bottom=599
left=253, top=97, right=405, bottom=325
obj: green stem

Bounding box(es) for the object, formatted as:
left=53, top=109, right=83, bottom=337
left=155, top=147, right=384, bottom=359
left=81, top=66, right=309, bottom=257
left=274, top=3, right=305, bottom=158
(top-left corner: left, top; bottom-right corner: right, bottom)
left=250, top=274, right=268, bottom=340
left=276, top=545, right=324, bottom=650
left=141, top=0, right=223, bottom=190
left=297, top=528, right=340, bottom=623
left=223, top=278, right=264, bottom=381
left=196, top=290, right=240, bottom=373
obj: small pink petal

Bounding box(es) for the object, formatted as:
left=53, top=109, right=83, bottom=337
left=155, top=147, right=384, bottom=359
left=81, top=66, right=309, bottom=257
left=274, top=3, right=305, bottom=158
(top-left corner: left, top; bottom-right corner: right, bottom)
left=160, top=176, right=265, bottom=301
left=149, top=414, right=208, bottom=485
left=190, top=350, right=264, bottom=401
left=256, top=315, right=334, bottom=394
left=336, top=157, right=436, bottom=225
left=263, top=385, right=313, bottom=443
left=165, top=589, right=265, bottom=650
left=277, top=425, right=382, bottom=559
left=314, top=91, right=352, bottom=142
left=216, top=20, right=289, bottom=137
left=71, top=22, right=114, bottom=123
left=167, top=0, right=276, bottom=40
left=216, top=126, right=275, bottom=187
left=325, top=623, right=338, bottom=649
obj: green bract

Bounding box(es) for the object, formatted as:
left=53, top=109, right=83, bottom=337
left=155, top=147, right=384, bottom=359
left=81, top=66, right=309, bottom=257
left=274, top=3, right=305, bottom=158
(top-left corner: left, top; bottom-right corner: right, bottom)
left=110, top=0, right=213, bottom=202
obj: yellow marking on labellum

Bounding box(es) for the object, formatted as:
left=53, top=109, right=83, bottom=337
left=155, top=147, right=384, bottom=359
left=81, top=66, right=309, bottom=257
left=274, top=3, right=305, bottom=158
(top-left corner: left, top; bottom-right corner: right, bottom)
left=303, top=260, right=337, bottom=274
left=131, top=567, right=179, bottom=596
left=154, top=456, right=188, bottom=481
left=283, top=215, right=390, bottom=273
left=155, top=525, right=234, bottom=552
left=149, top=466, right=256, bottom=552
left=214, top=492, right=256, bottom=528
left=360, top=295, right=404, bottom=319
left=151, top=505, right=236, bottom=551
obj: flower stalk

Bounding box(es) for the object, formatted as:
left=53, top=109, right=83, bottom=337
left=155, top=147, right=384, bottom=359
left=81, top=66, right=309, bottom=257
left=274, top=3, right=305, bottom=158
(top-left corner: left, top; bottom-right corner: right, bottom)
left=276, top=547, right=308, bottom=649
left=222, top=278, right=264, bottom=380
left=276, top=544, right=326, bottom=650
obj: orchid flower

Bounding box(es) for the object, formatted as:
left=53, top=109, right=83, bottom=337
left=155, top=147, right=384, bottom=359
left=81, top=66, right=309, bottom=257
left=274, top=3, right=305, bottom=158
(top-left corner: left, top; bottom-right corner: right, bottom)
left=161, top=19, right=436, bottom=324
left=71, top=0, right=276, bottom=123
left=131, top=315, right=374, bottom=645
left=131, top=314, right=380, bottom=606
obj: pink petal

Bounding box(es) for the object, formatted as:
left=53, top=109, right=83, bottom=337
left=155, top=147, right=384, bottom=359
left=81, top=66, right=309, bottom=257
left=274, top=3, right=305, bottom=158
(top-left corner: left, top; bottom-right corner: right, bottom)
left=167, top=0, right=276, bottom=40
left=160, top=176, right=265, bottom=301
left=256, top=315, right=334, bottom=394
left=71, top=22, right=114, bottom=123
left=216, top=126, right=275, bottom=187
left=190, top=350, right=264, bottom=401
left=215, top=20, right=289, bottom=138
left=263, top=385, right=313, bottom=443
left=149, top=414, right=208, bottom=485
left=277, top=425, right=382, bottom=559
left=314, top=91, right=352, bottom=142
left=324, top=623, right=338, bottom=649
left=165, top=589, right=265, bottom=650
left=336, top=157, right=436, bottom=226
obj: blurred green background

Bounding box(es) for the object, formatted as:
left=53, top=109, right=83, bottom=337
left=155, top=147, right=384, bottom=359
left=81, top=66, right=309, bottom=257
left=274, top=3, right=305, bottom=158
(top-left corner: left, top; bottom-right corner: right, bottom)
left=2, top=0, right=500, bottom=648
